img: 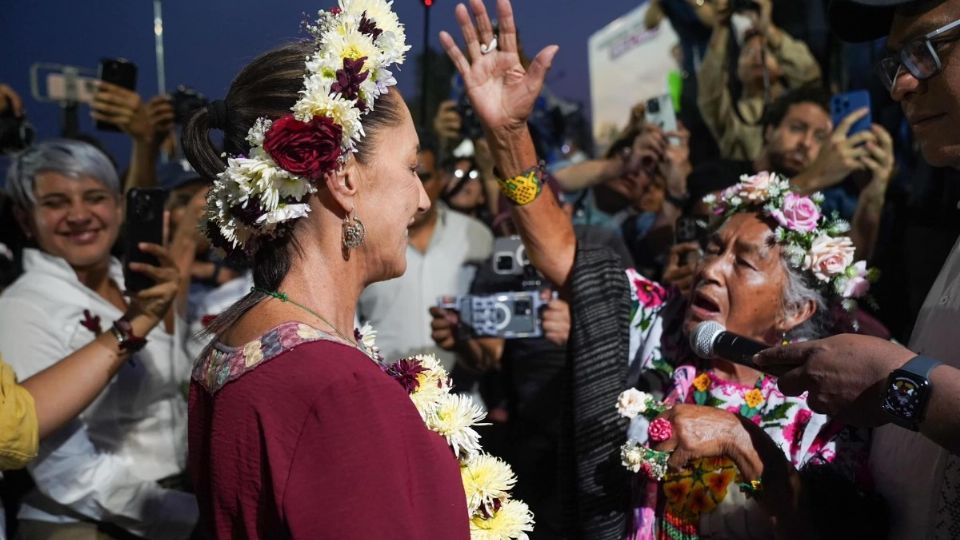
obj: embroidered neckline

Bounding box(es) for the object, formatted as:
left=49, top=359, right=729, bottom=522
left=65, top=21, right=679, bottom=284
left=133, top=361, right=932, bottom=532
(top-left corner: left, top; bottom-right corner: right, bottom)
left=191, top=321, right=357, bottom=394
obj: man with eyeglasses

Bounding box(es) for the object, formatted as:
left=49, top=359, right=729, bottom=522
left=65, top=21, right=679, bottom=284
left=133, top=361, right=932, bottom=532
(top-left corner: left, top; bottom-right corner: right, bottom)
left=754, top=0, right=960, bottom=538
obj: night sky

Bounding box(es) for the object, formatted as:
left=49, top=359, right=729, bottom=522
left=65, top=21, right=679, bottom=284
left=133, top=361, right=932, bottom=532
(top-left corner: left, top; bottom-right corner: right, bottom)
left=1, top=0, right=644, bottom=167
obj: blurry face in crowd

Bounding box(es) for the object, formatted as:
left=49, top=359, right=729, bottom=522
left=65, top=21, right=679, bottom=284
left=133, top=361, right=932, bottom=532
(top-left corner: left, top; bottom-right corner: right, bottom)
left=764, top=102, right=833, bottom=176
left=20, top=172, right=122, bottom=271
left=445, top=159, right=485, bottom=213
left=684, top=212, right=813, bottom=344
left=737, top=34, right=782, bottom=89
left=355, top=98, right=430, bottom=281
left=411, top=148, right=445, bottom=228
left=888, top=0, right=960, bottom=168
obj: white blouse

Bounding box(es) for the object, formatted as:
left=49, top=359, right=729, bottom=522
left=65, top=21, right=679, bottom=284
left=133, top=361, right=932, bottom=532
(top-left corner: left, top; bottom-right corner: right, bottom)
left=0, top=249, right=198, bottom=539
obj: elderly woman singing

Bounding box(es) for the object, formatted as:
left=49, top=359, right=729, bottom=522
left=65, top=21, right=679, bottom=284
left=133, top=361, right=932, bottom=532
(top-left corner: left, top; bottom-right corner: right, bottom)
left=440, top=1, right=884, bottom=538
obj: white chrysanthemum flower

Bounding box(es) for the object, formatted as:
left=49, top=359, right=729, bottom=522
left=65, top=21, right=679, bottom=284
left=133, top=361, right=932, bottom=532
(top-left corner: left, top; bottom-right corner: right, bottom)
left=461, top=454, right=518, bottom=514
left=323, top=25, right=381, bottom=67
left=409, top=354, right=452, bottom=417
left=426, top=393, right=485, bottom=458
left=292, top=88, right=364, bottom=145
left=615, top=389, right=650, bottom=419
left=340, top=0, right=405, bottom=40
left=256, top=203, right=311, bottom=226
left=245, top=117, right=273, bottom=147
left=469, top=498, right=535, bottom=540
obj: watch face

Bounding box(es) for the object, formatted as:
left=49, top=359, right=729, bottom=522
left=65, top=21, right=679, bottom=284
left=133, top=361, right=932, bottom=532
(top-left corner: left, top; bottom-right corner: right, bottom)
left=882, top=374, right=926, bottom=421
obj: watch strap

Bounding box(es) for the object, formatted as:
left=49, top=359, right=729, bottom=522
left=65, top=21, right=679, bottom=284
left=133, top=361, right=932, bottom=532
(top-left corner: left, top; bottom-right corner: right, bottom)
left=899, top=355, right=941, bottom=379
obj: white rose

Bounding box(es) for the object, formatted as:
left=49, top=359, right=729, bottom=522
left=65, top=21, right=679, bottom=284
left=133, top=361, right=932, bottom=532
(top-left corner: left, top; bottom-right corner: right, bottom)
left=616, top=388, right=650, bottom=419
left=804, top=235, right=855, bottom=282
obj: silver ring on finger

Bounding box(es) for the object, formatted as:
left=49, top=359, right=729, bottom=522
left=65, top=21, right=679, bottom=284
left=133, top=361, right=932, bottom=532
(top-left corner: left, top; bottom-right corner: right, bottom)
left=480, top=36, right=498, bottom=55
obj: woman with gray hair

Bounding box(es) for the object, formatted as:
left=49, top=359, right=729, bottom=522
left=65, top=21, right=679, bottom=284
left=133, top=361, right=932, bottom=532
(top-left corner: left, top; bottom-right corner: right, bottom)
left=0, top=139, right=197, bottom=539
left=441, top=0, right=883, bottom=537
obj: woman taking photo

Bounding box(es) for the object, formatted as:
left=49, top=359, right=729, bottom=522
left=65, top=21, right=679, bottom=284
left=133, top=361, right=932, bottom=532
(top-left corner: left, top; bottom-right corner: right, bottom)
left=0, top=139, right=195, bottom=539
left=182, top=2, right=474, bottom=538
left=441, top=0, right=882, bottom=537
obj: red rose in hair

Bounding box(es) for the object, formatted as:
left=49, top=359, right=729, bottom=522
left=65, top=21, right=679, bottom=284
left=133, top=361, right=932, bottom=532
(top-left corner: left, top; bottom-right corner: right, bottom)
left=263, top=115, right=343, bottom=180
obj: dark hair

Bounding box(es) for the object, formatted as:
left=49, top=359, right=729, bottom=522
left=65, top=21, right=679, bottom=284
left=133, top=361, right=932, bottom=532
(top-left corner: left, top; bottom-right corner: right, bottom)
left=761, top=85, right=831, bottom=134
left=182, top=41, right=405, bottom=337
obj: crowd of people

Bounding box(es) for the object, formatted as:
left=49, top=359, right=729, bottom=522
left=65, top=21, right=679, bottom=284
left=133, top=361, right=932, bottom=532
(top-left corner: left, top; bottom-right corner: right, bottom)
left=0, top=0, right=959, bottom=538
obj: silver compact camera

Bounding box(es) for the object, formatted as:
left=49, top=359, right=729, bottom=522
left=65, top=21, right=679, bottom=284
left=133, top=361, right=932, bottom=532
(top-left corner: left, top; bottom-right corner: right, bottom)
left=437, top=290, right=549, bottom=339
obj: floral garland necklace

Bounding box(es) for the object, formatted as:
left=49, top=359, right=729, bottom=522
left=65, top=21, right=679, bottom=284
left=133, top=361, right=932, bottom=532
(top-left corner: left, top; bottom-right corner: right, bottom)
left=355, top=325, right=535, bottom=539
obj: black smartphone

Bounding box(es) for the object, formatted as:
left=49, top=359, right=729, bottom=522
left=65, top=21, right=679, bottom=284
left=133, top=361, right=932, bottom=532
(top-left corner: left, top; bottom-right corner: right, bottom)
left=675, top=216, right=706, bottom=266
left=96, top=58, right=138, bottom=132
left=123, top=188, right=166, bottom=294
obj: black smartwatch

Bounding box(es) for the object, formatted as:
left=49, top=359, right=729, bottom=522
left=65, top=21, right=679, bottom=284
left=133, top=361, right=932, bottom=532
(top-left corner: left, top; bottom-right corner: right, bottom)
left=881, top=355, right=940, bottom=431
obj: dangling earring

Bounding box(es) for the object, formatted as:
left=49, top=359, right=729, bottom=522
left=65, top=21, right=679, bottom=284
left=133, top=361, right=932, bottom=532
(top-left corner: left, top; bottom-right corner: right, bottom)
left=781, top=332, right=791, bottom=346
left=342, top=213, right=365, bottom=251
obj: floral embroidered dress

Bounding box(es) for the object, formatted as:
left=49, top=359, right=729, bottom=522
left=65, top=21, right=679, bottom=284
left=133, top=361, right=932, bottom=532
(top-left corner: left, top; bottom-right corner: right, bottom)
left=621, top=269, right=871, bottom=540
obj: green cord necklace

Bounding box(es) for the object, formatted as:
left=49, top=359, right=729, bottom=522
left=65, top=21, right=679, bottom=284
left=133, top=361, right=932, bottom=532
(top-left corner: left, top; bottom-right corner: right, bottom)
left=252, top=287, right=357, bottom=346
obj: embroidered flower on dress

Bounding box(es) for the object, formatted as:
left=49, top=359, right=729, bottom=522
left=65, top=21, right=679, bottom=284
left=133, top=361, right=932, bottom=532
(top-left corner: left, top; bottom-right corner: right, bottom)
left=743, top=388, right=765, bottom=409
left=692, top=373, right=711, bottom=393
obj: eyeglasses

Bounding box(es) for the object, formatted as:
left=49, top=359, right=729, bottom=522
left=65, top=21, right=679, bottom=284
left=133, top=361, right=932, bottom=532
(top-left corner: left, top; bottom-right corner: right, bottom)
left=877, top=17, right=960, bottom=91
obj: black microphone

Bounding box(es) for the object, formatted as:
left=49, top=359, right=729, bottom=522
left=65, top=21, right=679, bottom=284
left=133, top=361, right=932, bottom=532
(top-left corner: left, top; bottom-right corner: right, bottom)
left=689, top=321, right=769, bottom=370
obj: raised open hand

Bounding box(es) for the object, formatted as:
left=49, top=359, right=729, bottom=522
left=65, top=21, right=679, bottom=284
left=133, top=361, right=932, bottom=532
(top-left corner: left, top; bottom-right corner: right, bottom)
left=439, top=0, right=559, bottom=134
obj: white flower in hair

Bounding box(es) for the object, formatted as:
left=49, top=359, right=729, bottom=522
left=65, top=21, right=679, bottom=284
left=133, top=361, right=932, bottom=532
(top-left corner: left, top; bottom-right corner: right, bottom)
left=470, top=498, right=536, bottom=540
left=256, top=203, right=312, bottom=225
left=246, top=118, right=273, bottom=147
left=341, top=0, right=407, bottom=46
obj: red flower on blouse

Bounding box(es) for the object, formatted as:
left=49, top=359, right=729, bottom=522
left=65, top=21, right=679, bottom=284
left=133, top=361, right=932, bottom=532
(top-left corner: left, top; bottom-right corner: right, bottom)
left=634, top=277, right=668, bottom=309
left=80, top=309, right=102, bottom=335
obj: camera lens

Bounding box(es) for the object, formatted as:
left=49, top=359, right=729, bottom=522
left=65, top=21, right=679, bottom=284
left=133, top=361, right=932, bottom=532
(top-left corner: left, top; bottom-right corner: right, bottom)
left=646, top=99, right=660, bottom=114
left=496, top=255, right=514, bottom=272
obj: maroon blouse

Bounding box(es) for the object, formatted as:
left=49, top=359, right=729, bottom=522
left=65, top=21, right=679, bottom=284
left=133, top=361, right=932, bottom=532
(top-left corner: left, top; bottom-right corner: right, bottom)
left=188, top=322, right=470, bottom=539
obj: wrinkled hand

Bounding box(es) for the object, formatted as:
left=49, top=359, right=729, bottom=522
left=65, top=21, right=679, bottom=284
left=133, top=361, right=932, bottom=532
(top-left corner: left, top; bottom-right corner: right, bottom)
left=433, top=100, right=463, bottom=142
left=807, top=108, right=876, bottom=188
left=662, top=241, right=701, bottom=297
left=627, top=124, right=669, bottom=175
left=754, top=333, right=915, bottom=426
left=430, top=306, right=461, bottom=351
left=651, top=404, right=754, bottom=474
left=439, top=0, right=559, bottom=134
left=540, top=290, right=570, bottom=347
left=0, top=84, right=24, bottom=117
left=125, top=243, right=181, bottom=324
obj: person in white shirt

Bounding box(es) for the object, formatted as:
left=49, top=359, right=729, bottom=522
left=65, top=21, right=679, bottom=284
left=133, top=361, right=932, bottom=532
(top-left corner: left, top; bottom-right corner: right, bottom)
left=753, top=1, right=960, bottom=537
left=0, top=140, right=198, bottom=539
left=358, top=143, right=493, bottom=370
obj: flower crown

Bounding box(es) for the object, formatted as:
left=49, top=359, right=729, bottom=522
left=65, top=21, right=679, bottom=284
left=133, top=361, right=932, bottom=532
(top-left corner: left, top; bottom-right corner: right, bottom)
left=703, top=172, right=878, bottom=305
left=206, top=0, right=409, bottom=252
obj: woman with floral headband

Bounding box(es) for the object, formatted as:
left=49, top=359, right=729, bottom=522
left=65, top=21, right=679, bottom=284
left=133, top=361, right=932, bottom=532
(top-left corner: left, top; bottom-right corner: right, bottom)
left=180, top=2, right=487, bottom=538
left=441, top=0, right=884, bottom=538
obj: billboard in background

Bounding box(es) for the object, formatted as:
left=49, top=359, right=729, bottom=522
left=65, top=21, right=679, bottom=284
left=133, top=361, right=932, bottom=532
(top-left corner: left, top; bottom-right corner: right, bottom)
left=588, top=2, right=679, bottom=154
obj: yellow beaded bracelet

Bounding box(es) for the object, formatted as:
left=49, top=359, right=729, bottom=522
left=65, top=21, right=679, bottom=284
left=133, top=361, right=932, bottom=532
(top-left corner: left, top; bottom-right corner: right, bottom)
left=497, top=163, right=544, bottom=206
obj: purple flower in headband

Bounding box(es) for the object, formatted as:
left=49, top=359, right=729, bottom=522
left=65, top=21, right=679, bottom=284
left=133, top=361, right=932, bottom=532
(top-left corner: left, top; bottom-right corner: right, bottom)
left=769, top=192, right=821, bottom=233
left=331, top=57, right=370, bottom=109
left=359, top=13, right=383, bottom=40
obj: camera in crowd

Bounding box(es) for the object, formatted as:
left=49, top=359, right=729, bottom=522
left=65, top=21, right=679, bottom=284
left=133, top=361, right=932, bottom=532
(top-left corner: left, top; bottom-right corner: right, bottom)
left=0, top=104, right=35, bottom=154
left=437, top=237, right=553, bottom=339
left=171, top=85, right=209, bottom=126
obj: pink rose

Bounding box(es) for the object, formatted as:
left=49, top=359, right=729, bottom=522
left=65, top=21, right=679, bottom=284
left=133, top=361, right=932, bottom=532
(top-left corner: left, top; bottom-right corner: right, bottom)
left=648, top=418, right=673, bottom=443
left=841, top=261, right=871, bottom=298
left=804, top=235, right=855, bottom=282
left=769, top=192, right=821, bottom=233
left=736, top=171, right=774, bottom=202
